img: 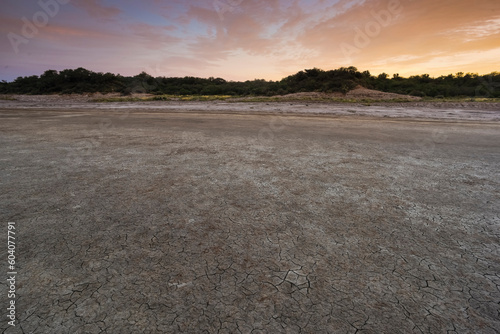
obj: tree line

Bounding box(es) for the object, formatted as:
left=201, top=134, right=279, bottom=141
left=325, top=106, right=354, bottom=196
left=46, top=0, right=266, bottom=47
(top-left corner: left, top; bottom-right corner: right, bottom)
left=1, top=67, right=498, bottom=98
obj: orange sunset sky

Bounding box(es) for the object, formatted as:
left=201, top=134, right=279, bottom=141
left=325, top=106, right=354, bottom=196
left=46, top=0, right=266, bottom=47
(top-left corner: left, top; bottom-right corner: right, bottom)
left=1, top=0, right=499, bottom=81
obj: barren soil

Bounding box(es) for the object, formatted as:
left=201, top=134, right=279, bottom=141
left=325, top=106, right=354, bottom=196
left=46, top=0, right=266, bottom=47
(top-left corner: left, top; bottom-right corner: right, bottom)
left=1, top=95, right=500, bottom=121
left=0, top=105, right=499, bottom=333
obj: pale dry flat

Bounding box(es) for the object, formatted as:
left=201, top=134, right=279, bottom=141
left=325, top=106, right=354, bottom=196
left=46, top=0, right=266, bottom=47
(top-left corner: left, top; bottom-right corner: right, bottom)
left=0, top=107, right=499, bottom=333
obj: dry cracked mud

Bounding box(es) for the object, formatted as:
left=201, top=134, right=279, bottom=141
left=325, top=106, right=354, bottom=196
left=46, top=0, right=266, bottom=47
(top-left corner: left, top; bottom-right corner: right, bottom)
left=0, top=107, right=499, bottom=333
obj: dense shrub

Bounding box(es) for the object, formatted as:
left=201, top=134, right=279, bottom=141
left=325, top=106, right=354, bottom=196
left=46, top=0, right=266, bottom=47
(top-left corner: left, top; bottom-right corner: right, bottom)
left=1, top=67, right=498, bottom=98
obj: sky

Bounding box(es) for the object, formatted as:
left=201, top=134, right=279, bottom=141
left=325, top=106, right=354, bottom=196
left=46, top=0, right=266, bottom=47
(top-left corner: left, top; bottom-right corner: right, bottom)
left=0, top=0, right=499, bottom=82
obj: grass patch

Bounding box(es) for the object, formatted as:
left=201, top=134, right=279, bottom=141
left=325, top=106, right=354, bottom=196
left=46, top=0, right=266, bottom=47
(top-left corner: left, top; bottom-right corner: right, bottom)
left=179, top=95, right=233, bottom=101
left=92, top=95, right=233, bottom=103
left=91, top=94, right=500, bottom=104
left=91, top=97, right=146, bottom=102
left=0, top=95, right=17, bottom=101
left=232, top=97, right=284, bottom=103
left=421, top=96, right=500, bottom=102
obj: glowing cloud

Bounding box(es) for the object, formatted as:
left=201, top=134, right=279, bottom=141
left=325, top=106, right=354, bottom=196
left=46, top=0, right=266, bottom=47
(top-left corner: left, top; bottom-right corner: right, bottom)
left=0, top=0, right=498, bottom=81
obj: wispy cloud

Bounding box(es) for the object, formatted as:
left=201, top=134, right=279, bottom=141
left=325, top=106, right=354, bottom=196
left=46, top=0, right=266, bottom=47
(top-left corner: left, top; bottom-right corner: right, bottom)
left=70, top=0, right=122, bottom=19
left=445, top=17, right=500, bottom=41
left=1, top=0, right=499, bottom=81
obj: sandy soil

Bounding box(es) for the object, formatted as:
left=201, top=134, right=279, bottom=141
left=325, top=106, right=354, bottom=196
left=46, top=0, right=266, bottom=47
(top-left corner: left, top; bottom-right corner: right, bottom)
left=0, top=105, right=499, bottom=333
left=270, top=86, right=422, bottom=101
left=254, top=87, right=415, bottom=101
left=346, top=86, right=422, bottom=100
left=1, top=94, right=500, bottom=121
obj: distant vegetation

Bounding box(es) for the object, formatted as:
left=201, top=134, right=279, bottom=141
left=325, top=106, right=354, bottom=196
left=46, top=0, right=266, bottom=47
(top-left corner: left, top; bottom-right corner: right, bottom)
left=1, top=67, right=499, bottom=98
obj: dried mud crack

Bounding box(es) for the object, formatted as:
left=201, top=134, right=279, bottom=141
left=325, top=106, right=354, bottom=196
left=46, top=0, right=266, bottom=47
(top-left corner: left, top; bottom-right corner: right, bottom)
left=0, top=108, right=499, bottom=333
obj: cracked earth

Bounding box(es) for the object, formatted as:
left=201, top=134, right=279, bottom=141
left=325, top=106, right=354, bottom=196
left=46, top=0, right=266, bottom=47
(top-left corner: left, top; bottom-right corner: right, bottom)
left=0, top=107, right=499, bottom=333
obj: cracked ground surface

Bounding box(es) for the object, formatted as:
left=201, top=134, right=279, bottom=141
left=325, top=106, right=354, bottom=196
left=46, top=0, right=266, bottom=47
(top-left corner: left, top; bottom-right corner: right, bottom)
left=0, top=108, right=499, bottom=333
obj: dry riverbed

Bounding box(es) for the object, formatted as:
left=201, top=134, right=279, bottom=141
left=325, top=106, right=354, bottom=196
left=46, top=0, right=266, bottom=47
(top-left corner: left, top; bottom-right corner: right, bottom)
left=1, top=94, right=500, bottom=121
left=0, top=103, right=499, bottom=333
